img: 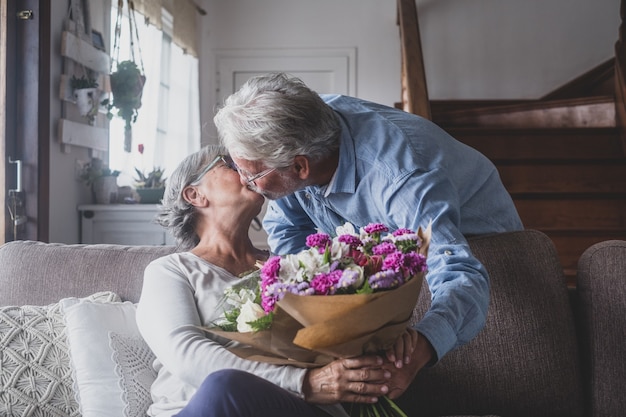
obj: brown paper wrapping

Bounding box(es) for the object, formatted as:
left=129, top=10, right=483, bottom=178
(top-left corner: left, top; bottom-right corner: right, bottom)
left=205, top=224, right=431, bottom=368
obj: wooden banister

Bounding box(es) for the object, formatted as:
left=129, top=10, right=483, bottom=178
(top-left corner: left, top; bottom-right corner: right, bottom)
left=616, top=0, right=626, bottom=154
left=397, top=0, right=431, bottom=119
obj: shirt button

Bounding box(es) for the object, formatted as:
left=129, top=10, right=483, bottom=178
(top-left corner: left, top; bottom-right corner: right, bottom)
left=305, top=193, right=311, bottom=199
left=444, top=250, right=452, bottom=256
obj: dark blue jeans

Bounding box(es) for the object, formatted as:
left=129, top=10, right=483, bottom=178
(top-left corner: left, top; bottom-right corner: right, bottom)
left=174, top=369, right=329, bottom=417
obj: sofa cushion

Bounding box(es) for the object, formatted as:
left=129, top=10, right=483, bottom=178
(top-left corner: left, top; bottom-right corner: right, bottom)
left=0, top=292, right=120, bottom=417
left=0, top=241, right=176, bottom=306
left=399, top=230, right=584, bottom=417
left=576, top=239, right=626, bottom=416
left=61, top=297, right=156, bottom=417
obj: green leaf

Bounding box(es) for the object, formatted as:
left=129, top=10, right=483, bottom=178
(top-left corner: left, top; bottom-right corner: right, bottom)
left=247, top=312, right=273, bottom=331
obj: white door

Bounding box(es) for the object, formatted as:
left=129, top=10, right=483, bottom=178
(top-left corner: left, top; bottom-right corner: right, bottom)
left=216, top=48, right=357, bottom=250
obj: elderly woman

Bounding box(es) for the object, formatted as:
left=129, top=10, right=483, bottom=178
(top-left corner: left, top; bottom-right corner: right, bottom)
left=136, top=145, right=394, bottom=417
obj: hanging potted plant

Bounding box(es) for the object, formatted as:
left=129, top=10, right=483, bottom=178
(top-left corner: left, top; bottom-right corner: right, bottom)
left=102, top=60, right=146, bottom=152
left=71, top=75, right=101, bottom=124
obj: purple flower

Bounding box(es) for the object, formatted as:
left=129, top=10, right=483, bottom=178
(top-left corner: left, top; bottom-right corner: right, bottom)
left=392, top=228, right=414, bottom=237
left=306, top=233, right=331, bottom=250
left=260, top=256, right=281, bottom=283
left=338, top=234, right=361, bottom=248
left=403, top=252, right=428, bottom=275
left=372, top=242, right=398, bottom=256
left=363, top=223, right=389, bottom=234
left=310, top=270, right=342, bottom=295
left=337, top=269, right=361, bottom=289
left=369, top=270, right=403, bottom=290
left=382, top=251, right=405, bottom=272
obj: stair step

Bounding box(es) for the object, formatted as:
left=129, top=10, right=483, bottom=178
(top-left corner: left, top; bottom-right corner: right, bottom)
left=514, top=198, right=626, bottom=230
left=498, top=162, right=626, bottom=194
left=446, top=127, right=623, bottom=160
left=433, top=96, right=616, bottom=128
left=434, top=93, right=625, bottom=288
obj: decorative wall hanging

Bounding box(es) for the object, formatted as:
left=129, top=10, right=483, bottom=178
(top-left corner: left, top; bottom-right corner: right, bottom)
left=59, top=0, right=111, bottom=154
left=103, top=0, right=147, bottom=153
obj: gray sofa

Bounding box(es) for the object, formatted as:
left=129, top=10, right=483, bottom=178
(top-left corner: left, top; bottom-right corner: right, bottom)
left=0, top=230, right=624, bottom=417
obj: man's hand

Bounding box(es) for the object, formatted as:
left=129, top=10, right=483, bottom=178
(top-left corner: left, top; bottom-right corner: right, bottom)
left=383, top=332, right=435, bottom=399
left=302, top=355, right=391, bottom=404
left=385, top=328, right=419, bottom=369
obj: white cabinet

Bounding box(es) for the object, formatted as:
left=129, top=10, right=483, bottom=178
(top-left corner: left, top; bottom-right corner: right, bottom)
left=78, top=204, right=270, bottom=249
left=79, top=204, right=175, bottom=246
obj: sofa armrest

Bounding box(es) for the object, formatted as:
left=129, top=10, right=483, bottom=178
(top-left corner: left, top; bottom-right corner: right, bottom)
left=577, top=239, right=626, bottom=416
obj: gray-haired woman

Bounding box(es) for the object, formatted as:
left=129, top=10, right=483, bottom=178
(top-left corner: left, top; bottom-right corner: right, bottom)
left=136, top=145, right=391, bottom=417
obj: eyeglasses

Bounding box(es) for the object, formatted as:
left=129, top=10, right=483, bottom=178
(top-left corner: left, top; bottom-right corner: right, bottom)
left=191, top=155, right=238, bottom=185
left=237, top=166, right=276, bottom=186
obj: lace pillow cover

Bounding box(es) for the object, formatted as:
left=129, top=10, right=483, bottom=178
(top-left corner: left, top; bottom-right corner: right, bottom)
left=60, top=298, right=157, bottom=417
left=0, top=292, right=119, bottom=417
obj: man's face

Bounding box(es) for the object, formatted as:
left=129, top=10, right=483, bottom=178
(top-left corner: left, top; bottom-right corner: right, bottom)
left=231, top=157, right=302, bottom=200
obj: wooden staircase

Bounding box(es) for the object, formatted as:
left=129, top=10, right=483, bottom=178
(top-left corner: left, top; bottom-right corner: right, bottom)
left=397, top=0, right=626, bottom=287
left=432, top=101, right=626, bottom=286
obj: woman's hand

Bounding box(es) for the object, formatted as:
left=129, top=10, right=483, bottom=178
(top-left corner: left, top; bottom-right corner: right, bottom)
left=385, top=328, right=419, bottom=368
left=302, top=355, right=391, bottom=404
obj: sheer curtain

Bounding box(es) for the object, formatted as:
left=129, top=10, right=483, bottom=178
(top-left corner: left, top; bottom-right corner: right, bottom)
left=108, top=6, right=200, bottom=187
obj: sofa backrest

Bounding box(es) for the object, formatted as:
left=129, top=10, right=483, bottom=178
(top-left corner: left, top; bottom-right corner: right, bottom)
left=576, top=239, right=626, bottom=417
left=399, top=229, right=585, bottom=417
left=0, top=240, right=176, bottom=306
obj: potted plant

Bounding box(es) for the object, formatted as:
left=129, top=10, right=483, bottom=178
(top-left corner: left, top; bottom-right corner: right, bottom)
left=134, top=166, right=166, bottom=204
left=71, top=75, right=101, bottom=124
left=102, top=60, right=146, bottom=152
left=80, top=158, right=121, bottom=204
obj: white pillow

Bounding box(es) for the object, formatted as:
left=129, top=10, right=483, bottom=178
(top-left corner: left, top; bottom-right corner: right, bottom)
left=0, top=291, right=119, bottom=417
left=61, top=298, right=157, bottom=417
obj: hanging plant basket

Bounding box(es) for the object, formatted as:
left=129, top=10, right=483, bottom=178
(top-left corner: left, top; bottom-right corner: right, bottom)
left=106, top=0, right=147, bottom=153
left=103, top=60, right=146, bottom=151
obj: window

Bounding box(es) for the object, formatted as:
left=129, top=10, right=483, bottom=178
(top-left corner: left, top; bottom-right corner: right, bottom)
left=108, top=5, right=200, bottom=187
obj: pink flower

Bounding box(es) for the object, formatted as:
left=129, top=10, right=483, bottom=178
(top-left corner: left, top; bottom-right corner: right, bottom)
left=338, top=234, right=361, bottom=248
left=392, top=228, right=413, bottom=237
left=306, top=233, right=331, bottom=253
left=382, top=251, right=405, bottom=272
left=310, top=270, right=342, bottom=295
left=373, top=242, right=398, bottom=256
left=363, top=223, right=389, bottom=234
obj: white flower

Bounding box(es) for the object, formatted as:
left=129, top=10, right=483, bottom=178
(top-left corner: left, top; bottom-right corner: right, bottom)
left=330, top=240, right=351, bottom=259
left=236, top=299, right=266, bottom=332
left=224, top=287, right=257, bottom=308
left=279, top=254, right=304, bottom=282
left=297, top=248, right=327, bottom=272
left=279, top=248, right=327, bottom=283
left=336, top=222, right=357, bottom=237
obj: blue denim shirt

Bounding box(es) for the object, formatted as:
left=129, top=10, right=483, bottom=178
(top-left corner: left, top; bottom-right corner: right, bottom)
left=263, top=94, right=523, bottom=361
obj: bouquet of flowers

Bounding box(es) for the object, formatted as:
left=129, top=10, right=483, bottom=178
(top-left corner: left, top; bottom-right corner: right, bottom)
left=208, top=222, right=430, bottom=416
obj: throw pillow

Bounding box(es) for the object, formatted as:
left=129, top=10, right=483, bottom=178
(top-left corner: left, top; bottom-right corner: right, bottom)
left=0, top=291, right=120, bottom=417
left=60, top=298, right=157, bottom=417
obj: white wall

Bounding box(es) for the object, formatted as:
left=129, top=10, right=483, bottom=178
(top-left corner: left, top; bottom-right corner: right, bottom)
left=198, top=0, right=402, bottom=144
left=198, top=0, right=621, bottom=144
left=47, top=1, right=112, bottom=244
left=417, top=0, right=621, bottom=99
left=48, top=0, right=622, bottom=243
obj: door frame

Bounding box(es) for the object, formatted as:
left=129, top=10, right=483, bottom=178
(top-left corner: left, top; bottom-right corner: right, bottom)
left=1, top=0, right=50, bottom=243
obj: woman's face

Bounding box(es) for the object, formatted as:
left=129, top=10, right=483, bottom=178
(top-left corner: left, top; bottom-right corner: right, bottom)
left=194, top=155, right=265, bottom=211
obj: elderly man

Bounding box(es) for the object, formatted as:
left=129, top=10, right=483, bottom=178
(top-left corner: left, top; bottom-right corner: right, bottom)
left=214, top=72, right=523, bottom=404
